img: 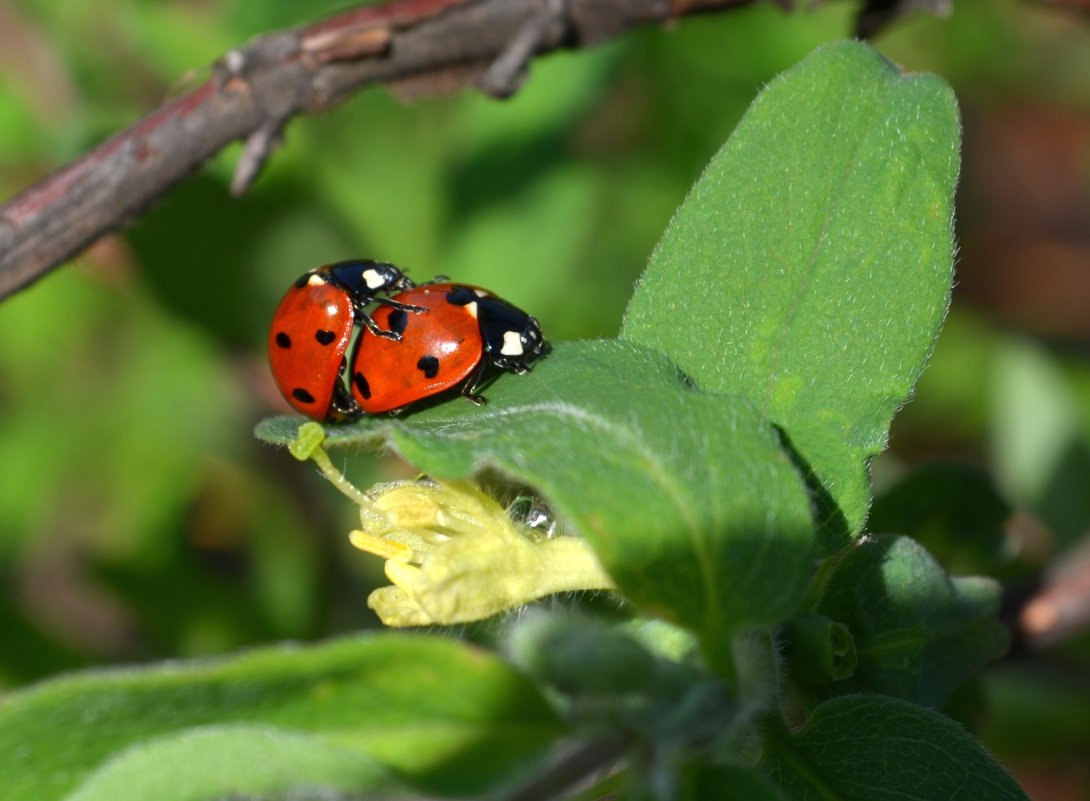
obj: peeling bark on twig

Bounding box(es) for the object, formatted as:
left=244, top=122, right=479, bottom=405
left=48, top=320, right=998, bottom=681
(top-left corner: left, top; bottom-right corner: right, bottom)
left=0, top=0, right=755, bottom=300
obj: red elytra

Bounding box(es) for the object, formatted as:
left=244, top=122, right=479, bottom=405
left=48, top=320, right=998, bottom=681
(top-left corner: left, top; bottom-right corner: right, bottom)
left=349, top=283, right=486, bottom=414
left=267, top=273, right=355, bottom=420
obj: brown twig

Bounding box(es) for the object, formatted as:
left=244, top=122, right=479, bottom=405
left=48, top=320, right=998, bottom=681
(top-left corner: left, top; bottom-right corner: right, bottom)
left=0, top=0, right=755, bottom=301
left=1018, top=535, right=1090, bottom=649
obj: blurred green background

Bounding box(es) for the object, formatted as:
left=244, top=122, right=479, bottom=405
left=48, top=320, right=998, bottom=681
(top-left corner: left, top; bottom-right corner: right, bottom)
left=2, top=1, right=1090, bottom=797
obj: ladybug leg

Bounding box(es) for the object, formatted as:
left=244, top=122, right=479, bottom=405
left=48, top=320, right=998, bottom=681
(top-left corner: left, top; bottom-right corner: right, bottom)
left=490, top=355, right=532, bottom=375
left=357, top=313, right=405, bottom=342
left=417, top=274, right=450, bottom=287
left=348, top=299, right=427, bottom=340
left=372, top=296, right=428, bottom=314
left=460, top=359, right=490, bottom=406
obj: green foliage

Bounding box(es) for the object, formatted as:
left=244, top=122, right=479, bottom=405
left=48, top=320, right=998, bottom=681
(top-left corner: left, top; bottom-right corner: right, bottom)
left=60, top=727, right=391, bottom=801
left=260, top=340, right=815, bottom=667
left=762, top=695, right=1029, bottom=800
left=3, top=15, right=1045, bottom=801
left=247, top=40, right=1019, bottom=799
left=0, top=634, right=563, bottom=800
left=783, top=614, right=858, bottom=686
left=803, top=535, right=1009, bottom=707
left=0, top=0, right=868, bottom=685
left=623, top=42, right=959, bottom=548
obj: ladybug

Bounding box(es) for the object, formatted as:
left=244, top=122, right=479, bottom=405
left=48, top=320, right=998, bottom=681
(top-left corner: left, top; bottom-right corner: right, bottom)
left=349, top=283, right=547, bottom=413
left=268, top=260, right=424, bottom=420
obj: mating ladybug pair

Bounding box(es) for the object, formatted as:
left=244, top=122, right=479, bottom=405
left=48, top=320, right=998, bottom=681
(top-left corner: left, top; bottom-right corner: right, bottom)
left=268, top=260, right=547, bottom=421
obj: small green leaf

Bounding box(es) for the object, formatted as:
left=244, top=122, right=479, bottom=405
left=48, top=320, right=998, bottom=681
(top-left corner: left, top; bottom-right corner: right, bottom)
left=0, top=634, right=563, bottom=800
left=783, top=613, right=858, bottom=686
left=761, top=695, right=1029, bottom=800
left=622, top=41, right=960, bottom=545
left=257, top=340, right=814, bottom=664
left=809, top=535, right=1008, bottom=707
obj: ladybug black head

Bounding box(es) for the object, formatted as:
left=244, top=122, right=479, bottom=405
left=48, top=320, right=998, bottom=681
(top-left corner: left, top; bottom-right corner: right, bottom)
left=480, top=302, right=547, bottom=372
left=324, top=259, right=414, bottom=300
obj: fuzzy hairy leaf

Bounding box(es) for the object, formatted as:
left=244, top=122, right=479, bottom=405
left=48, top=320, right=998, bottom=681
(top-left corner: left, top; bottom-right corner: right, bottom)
left=622, top=41, right=960, bottom=547
left=0, top=634, right=562, bottom=800
left=762, top=695, right=1028, bottom=800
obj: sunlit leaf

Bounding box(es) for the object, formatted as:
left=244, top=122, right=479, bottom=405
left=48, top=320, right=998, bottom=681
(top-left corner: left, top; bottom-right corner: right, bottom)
left=623, top=41, right=960, bottom=548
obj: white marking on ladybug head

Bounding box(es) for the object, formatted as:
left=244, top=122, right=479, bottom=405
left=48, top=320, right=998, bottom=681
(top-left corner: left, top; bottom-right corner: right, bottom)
left=474, top=289, right=489, bottom=297
left=362, top=268, right=385, bottom=289
left=307, top=273, right=325, bottom=287
left=224, top=49, right=246, bottom=75
left=501, top=331, right=525, bottom=356
left=465, top=301, right=479, bottom=319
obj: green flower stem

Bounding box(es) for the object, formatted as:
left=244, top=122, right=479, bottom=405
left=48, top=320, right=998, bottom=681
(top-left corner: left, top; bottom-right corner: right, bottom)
left=290, top=423, right=372, bottom=508
left=308, top=446, right=373, bottom=508
left=289, top=423, right=391, bottom=531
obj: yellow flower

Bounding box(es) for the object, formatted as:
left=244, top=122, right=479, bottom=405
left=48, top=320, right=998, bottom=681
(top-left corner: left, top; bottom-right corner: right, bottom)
left=289, top=423, right=614, bottom=627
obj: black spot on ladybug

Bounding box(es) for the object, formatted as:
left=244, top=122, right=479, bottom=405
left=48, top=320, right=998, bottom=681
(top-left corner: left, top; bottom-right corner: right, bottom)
left=292, top=388, right=316, bottom=404
left=388, top=309, right=409, bottom=335
left=315, top=329, right=336, bottom=346
left=417, top=355, right=440, bottom=379
left=445, top=286, right=476, bottom=306
left=354, top=372, right=372, bottom=399
left=275, top=332, right=291, bottom=349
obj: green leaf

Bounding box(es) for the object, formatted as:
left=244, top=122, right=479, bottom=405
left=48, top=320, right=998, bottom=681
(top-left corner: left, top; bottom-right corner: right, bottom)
left=622, top=40, right=960, bottom=545
left=761, top=695, right=1029, bottom=800
left=0, top=634, right=563, bottom=800
left=808, top=535, right=1008, bottom=707
left=257, top=340, right=814, bottom=665
left=63, top=726, right=390, bottom=801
